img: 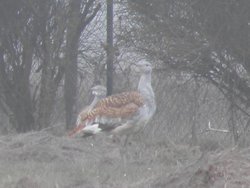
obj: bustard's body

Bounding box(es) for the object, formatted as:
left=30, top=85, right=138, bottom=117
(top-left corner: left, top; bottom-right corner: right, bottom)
left=111, top=61, right=156, bottom=136
left=68, top=60, right=156, bottom=138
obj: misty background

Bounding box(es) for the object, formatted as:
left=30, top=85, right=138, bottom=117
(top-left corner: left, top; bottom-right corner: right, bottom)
left=0, top=0, right=250, bottom=187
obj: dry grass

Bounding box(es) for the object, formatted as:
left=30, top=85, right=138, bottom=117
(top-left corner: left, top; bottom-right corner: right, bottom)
left=0, top=129, right=249, bottom=188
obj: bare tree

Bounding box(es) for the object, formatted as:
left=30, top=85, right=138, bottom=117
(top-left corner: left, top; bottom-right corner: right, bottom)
left=106, top=0, right=114, bottom=96
left=64, top=0, right=101, bottom=129
left=0, top=0, right=102, bottom=132
left=0, top=0, right=38, bottom=132
left=36, top=0, right=65, bottom=130
left=120, top=0, right=250, bottom=143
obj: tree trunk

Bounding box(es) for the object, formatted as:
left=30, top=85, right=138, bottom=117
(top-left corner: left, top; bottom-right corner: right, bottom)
left=37, top=65, right=57, bottom=129
left=64, top=0, right=81, bottom=129
left=13, top=65, right=34, bottom=132
left=106, top=0, right=114, bottom=96
left=64, top=40, right=78, bottom=128
left=12, top=96, right=34, bottom=132
left=0, top=43, right=35, bottom=132
left=64, top=0, right=101, bottom=129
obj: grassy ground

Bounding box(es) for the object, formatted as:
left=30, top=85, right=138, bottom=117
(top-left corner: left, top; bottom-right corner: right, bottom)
left=0, top=129, right=249, bottom=188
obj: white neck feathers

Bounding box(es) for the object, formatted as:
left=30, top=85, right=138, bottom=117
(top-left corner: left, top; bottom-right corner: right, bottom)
left=138, top=72, right=153, bottom=98
left=90, top=96, right=101, bottom=108
left=137, top=70, right=156, bottom=119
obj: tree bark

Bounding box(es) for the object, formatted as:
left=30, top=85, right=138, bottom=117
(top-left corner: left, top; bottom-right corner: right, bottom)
left=0, top=40, right=35, bottom=132
left=64, top=0, right=101, bottom=129
left=64, top=0, right=81, bottom=129
left=64, top=37, right=78, bottom=129
left=106, top=0, right=114, bottom=96
left=37, top=1, right=59, bottom=130
left=37, top=63, right=57, bottom=129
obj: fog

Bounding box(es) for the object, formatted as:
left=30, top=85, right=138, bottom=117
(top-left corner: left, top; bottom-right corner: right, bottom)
left=0, top=0, right=250, bottom=187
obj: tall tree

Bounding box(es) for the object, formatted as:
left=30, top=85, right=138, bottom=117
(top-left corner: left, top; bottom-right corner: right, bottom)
left=106, top=0, right=114, bottom=96
left=0, top=0, right=37, bottom=132
left=37, top=0, right=65, bottom=130
left=124, top=0, right=250, bottom=142
left=0, top=0, right=101, bottom=132
left=64, top=0, right=101, bottom=128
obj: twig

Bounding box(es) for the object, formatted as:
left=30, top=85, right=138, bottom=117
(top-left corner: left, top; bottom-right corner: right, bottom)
left=206, top=121, right=229, bottom=133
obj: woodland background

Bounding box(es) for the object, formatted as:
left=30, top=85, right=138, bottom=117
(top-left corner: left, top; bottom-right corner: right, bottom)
left=0, top=0, right=250, bottom=187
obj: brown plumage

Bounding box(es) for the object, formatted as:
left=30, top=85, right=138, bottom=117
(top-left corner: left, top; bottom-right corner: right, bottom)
left=76, top=106, right=94, bottom=127
left=68, top=91, right=144, bottom=137
left=68, top=60, right=156, bottom=138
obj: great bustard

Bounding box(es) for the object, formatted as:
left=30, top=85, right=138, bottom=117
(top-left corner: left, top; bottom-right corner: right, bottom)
left=68, top=60, right=156, bottom=139
left=69, top=85, right=107, bottom=136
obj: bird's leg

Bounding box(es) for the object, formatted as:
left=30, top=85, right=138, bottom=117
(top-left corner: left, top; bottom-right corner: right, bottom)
left=119, top=136, right=129, bottom=177
left=119, top=134, right=133, bottom=178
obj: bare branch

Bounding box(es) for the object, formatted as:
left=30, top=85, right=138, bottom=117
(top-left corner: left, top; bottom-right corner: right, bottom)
left=206, top=121, right=229, bottom=133
left=79, top=3, right=101, bottom=33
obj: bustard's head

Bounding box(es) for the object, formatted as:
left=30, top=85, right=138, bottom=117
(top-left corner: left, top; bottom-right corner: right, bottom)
left=135, top=60, right=152, bottom=74
left=91, top=85, right=107, bottom=97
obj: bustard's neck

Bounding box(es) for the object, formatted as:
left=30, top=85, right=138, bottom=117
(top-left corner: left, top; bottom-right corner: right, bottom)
left=138, top=72, right=154, bottom=100
left=90, top=96, right=102, bottom=108
left=138, top=72, right=151, bottom=92
left=138, top=71, right=156, bottom=117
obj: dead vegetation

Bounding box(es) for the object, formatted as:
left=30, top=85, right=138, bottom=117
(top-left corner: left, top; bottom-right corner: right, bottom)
left=0, top=128, right=250, bottom=188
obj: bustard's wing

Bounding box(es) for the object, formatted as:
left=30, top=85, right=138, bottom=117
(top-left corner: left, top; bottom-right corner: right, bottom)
left=68, top=91, right=144, bottom=137
left=75, top=106, right=92, bottom=127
